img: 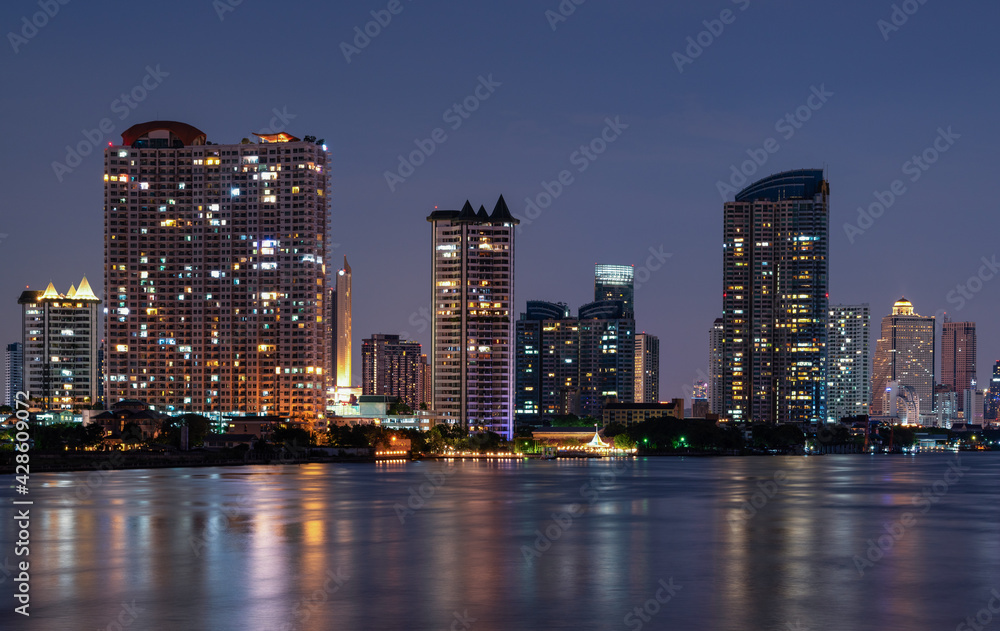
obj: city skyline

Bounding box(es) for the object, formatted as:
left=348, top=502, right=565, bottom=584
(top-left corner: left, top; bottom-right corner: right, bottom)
left=1, top=2, right=999, bottom=407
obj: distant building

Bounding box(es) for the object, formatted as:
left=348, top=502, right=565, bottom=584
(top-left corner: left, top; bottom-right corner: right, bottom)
left=963, top=389, right=985, bottom=425
left=19, top=279, right=101, bottom=409
left=692, top=397, right=710, bottom=419
left=427, top=197, right=517, bottom=438
left=361, top=334, right=421, bottom=410
left=709, top=318, right=724, bottom=415
left=722, top=170, right=829, bottom=423
left=935, top=384, right=959, bottom=428
left=602, top=401, right=682, bottom=427
left=988, top=360, right=1000, bottom=421
left=634, top=333, right=659, bottom=404
left=594, top=264, right=634, bottom=316
left=4, top=342, right=23, bottom=408
left=871, top=298, right=935, bottom=416
left=417, top=353, right=432, bottom=410
left=827, top=304, right=870, bottom=422
left=941, top=321, right=976, bottom=411
left=334, top=257, right=353, bottom=388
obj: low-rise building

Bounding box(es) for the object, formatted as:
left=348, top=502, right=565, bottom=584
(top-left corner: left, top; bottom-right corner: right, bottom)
left=602, top=401, right=683, bottom=426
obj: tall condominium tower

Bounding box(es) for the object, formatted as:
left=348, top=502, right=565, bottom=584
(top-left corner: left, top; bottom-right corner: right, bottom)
left=634, top=333, right=659, bottom=403
left=987, top=360, right=1000, bottom=422
left=595, top=264, right=634, bottom=316
left=871, top=298, right=935, bottom=416
left=417, top=353, right=432, bottom=410
left=941, top=321, right=976, bottom=410
left=826, top=304, right=870, bottom=422
left=334, top=256, right=353, bottom=388
left=5, top=342, right=24, bottom=407
left=18, top=279, right=100, bottom=409
left=709, top=318, right=723, bottom=414
left=427, top=196, right=517, bottom=438
left=722, top=170, right=829, bottom=423
left=104, top=121, right=329, bottom=421
left=361, top=334, right=421, bottom=410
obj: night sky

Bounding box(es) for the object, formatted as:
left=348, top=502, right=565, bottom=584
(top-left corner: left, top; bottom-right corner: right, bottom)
left=2, top=0, right=998, bottom=400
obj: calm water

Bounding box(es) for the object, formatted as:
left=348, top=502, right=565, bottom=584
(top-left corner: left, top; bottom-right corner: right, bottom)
left=2, top=453, right=1000, bottom=630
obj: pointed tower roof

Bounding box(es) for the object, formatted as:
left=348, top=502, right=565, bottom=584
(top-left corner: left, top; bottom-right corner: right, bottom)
left=342, top=255, right=351, bottom=275
left=75, top=276, right=100, bottom=301
left=66, top=284, right=77, bottom=298
left=489, top=194, right=519, bottom=224
left=40, top=282, right=59, bottom=300
left=456, top=200, right=477, bottom=222
left=477, top=205, right=489, bottom=220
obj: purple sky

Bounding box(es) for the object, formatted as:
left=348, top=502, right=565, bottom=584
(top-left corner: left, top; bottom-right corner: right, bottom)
left=1, top=0, right=998, bottom=401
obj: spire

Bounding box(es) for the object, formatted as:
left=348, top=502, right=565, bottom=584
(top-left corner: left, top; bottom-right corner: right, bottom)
left=490, top=194, right=518, bottom=224
left=75, top=276, right=100, bottom=301
left=66, top=284, right=77, bottom=298
left=342, top=255, right=351, bottom=275
left=457, top=200, right=477, bottom=221
left=40, top=282, right=59, bottom=300
left=476, top=204, right=489, bottom=220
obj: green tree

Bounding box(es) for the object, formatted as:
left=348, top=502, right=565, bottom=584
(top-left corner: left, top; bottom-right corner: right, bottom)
left=613, top=433, right=636, bottom=450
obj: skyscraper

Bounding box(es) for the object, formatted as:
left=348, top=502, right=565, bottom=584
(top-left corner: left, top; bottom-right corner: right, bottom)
left=987, top=360, right=1000, bottom=422
left=594, top=265, right=634, bottom=316
left=634, top=333, right=659, bottom=404
left=361, top=334, right=421, bottom=410
left=871, top=298, right=935, bottom=417
left=826, top=304, right=870, bottom=422
left=335, top=256, right=353, bottom=388
left=427, top=196, right=517, bottom=438
left=941, top=321, right=976, bottom=411
left=709, top=318, right=723, bottom=415
left=514, top=299, right=634, bottom=423
left=417, top=353, right=432, bottom=410
left=18, top=279, right=100, bottom=409
left=722, top=169, right=829, bottom=423
left=5, top=342, right=23, bottom=408
left=104, top=121, right=329, bottom=421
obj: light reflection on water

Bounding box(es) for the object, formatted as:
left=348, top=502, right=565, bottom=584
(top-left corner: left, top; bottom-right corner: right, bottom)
left=2, top=454, right=999, bottom=630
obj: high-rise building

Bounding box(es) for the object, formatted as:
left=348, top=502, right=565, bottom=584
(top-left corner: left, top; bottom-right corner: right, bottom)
left=361, top=334, right=420, bottom=410
left=871, top=298, right=935, bottom=416
left=987, top=360, right=1000, bottom=422
left=104, top=121, right=329, bottom=421
left=18, top=279, right=100, bottom=409
left=417, top=353, right=432, bottom=410
left=634, top=333, right=659, bottom=403
left=827, top=304, right=870, bottom=422
left=963, top=389, right=985, bottom=425
left=5, top=342, right=23, bottom=407
left=709, top=318, right=724, bottom=414
left=595, top=265, right=634, bottom=316
left=514, top=299, right=635, bottom=423
left=941, top=321, right=976, bottom=411
left=722, top=170, right=829, bottom=423
left=334, top=256, right=352, bottom=388
left=427, top=197, right=517, bottom=438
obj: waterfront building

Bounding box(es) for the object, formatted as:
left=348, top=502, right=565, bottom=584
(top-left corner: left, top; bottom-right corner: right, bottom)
left=871, top=298, right=935, bottom=416
left=827, top=304, right=870, bottom=421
